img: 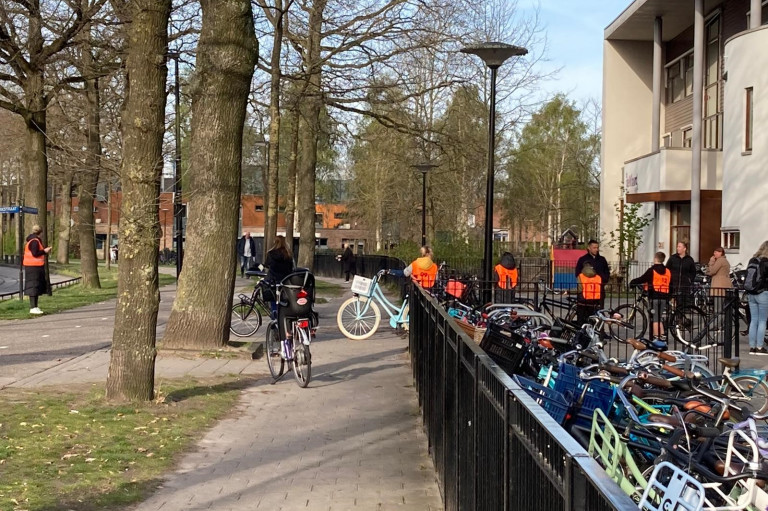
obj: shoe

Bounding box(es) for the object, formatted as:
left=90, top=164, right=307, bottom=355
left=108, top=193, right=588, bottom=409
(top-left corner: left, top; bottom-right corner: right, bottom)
left=29, top=307, right=43, bottom=315
left=750, top=347, right=757, bottom=354
left=756, top=347, right=768, bottom=356
left=740, top=330, right=748, bottom=336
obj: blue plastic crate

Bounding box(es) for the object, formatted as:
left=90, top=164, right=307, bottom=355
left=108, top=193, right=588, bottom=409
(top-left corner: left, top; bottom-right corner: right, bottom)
left=513, top=375, right=570, bottom=425
left=553, top=363, right=615, bottom=428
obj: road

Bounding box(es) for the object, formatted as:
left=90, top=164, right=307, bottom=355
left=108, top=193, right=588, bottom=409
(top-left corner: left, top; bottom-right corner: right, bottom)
left=0, top=264, right=23, bottom=295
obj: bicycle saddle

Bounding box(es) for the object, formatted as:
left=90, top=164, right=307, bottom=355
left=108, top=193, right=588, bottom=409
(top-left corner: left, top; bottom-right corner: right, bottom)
left=717, top=357, right=740, bottom=370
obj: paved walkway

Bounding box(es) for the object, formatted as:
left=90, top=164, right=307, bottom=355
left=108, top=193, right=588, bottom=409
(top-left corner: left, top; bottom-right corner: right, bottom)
left=2, top=273, right=444, bottom=511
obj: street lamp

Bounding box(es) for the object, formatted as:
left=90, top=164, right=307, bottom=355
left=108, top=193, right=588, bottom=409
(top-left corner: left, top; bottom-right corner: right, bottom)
left=168, top=51, right=184, bottom=279
left=461, top=41, right=527, bottom=304
left=161, top=208, right=169, bottom=251
left=411, top=162, right=438, bottom=246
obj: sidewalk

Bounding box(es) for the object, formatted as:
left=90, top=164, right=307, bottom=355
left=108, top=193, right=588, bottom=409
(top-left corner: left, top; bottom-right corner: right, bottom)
left=2, top=273, right=444, bottom=511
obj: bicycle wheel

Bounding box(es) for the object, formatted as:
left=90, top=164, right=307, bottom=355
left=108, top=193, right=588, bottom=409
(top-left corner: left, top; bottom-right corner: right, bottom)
left=670, top=305, right=710, bottom=348
left=265, top=322, right=284, bottom=379
left=336, top=296, right=381, bottom=340
left=724, top=375, right=768, bottom=416
left=230, top=302, right=262, bottom=337
left=608, top=304, right=648, bottom=341
left=292, top=326, right=312, bottom=388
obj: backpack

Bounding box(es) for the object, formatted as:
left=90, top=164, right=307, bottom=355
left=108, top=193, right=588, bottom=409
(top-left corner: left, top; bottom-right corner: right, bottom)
left=744, top=257, right=766, bottom=294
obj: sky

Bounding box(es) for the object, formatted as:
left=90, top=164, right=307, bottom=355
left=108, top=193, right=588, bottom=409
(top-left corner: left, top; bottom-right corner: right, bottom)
left=520, top=0, right=629, bottom=105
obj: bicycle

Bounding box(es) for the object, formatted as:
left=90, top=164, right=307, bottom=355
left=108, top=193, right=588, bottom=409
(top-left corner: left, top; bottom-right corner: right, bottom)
left=230, top=270, right=273, bottom=337
left=264, top=271, right=315, bottom=388
left=336, top=270, right=409, bottom=340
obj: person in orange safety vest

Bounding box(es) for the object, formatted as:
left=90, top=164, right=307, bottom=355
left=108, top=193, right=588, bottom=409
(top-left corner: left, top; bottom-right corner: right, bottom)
left=576, top=262, right=603, bottom=326
left=629, top=251, right=671, bottom=343
left=23, top=224, right=52, bottom=315
left=494, top=251, right=518, bottom=303
left=389, top=245, right=437, bottom=289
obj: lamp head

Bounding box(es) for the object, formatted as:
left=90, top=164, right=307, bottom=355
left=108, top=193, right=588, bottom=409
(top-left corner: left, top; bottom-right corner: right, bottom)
left=461, top=42, right=528, bottom=69
left=411, top=162, right=438, bottom=175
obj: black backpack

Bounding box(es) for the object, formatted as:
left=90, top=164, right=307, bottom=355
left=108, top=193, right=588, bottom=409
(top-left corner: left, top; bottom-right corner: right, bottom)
left=744, top=257, right=766, bottom=294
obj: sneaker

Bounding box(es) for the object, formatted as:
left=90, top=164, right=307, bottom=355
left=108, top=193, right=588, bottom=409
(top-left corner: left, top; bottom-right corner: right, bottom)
left=740, top=330, right=748, bottom=336
left=756, top=347, right=768, bottom=356
left=750, top=347, right=757, bottom=354
left=29, top=307, right=43, bottom=315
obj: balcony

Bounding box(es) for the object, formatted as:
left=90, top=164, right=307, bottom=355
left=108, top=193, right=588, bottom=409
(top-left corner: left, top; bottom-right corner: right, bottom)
left=623, top=147, right=722, bottom=197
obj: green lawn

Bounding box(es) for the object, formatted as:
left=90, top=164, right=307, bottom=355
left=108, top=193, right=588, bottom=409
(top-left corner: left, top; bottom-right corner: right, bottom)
left=0, top=377, right=251, bottom=511
left=0, top=264, right=175, bottom=320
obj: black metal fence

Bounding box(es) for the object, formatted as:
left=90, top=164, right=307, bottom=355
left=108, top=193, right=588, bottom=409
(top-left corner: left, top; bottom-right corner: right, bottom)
left=409, top=285, right=637, bottom=511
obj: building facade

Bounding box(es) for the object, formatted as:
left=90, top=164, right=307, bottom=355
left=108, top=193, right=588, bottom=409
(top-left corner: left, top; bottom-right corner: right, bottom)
left=602, top=0, right=767, bottom=265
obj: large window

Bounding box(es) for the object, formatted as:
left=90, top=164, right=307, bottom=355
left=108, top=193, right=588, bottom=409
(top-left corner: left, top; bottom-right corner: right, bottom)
left=670, top=202, right=691, bottom=250
left=704, top=15, right=721, bottom=149
left=667, top=54, right=694, bottom=103
left=745, top=87, right=754, bottom=152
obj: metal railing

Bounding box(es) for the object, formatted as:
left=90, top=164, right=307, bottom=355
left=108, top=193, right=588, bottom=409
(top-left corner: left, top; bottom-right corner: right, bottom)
left=0, top=277, right=82, bottom=301
left=409, top=285, right=636, bottom=510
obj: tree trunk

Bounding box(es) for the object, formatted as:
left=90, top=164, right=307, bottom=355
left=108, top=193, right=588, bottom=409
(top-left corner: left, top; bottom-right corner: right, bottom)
left=57, top=176, right=73, bottom=263
left=284, top=101, right=300, bottom=242
left=78, top=17, right=103, bottom=288
left=297, top=0, right=327, bottom=270
left=106, top=0, right=171, bottom=402
left=23, top=108, right=49, bottom=244
left=162, top=0, right=257, bottom=349
left=263, top=0, right=284, bottom=260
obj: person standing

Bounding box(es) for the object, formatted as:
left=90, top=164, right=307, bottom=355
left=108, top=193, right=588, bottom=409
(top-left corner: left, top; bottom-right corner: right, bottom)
left=706, top=247, right=732, bottom=297
left=236, top=232, right=256, bottom=278
left=341, top=244, right=356, bottom=282
left=576, top=262, right=602, bottom=326
left=494, top=251, right=518, bottom=303
left=389, top=245, right=437, bottom=289
left=23, top=224, right=52, bottom=315
left=574, top=240, right=610, bottom=306
left=746, top=241, right=768, bottom=355
left=666, top=241, right=696, bottom=306
left=630, top=252, right=672, bottom=344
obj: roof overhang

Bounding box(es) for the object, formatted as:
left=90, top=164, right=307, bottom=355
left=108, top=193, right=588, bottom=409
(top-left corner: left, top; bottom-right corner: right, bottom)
left=605, top=0, right=724, bottom=42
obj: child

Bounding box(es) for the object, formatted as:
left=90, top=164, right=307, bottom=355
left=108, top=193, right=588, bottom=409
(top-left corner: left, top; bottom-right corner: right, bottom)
left=629, top=252, right=672, bottom=343
left=576, top=262, right=602, bottom=326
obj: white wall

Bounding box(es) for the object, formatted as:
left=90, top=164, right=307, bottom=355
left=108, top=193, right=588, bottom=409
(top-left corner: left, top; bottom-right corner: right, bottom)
left=722, top=26, right=768, bottom=266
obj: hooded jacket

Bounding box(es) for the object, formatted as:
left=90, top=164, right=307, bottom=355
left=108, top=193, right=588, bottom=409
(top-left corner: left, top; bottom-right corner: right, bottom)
left=630, top=264, right=672, bottom=299
left=494, top=252, right=518, bottom=289
left=404, top=256, right=437, bottom=288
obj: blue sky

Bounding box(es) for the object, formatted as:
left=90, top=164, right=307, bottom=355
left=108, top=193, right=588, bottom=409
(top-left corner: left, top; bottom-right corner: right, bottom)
left=522, top=0, right=628, bottom=104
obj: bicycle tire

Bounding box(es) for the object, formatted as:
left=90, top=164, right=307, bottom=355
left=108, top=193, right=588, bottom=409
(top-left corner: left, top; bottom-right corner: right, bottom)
left=292, top=326, right=312, bottom=388
left=265, top=322, right=284, bottom=379
left=724, top=375, right=768, bottom=417
left=399, top=304, right=409, bottom=332
left=336, top=296, right=381, bottom=340
left=608, top=304, right=648, bottom=341
left=670, top=305, right=710, bottom=349
left=230, top=302, right=262, bottom=337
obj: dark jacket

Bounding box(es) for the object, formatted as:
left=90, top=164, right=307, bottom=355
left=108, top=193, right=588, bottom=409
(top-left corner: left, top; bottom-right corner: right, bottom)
left=666, top=253, right=696, bottom=294
left=24, top=233, right=49, bottom=297
left=265, top=248, right=294, bottom=283
left=630, top=264, right=671, bottom=299
left=236, top=236, right=257, bottom=258
left=341, top=247, right=356, bottom=272
left=574, top=252, right=610, bottom=284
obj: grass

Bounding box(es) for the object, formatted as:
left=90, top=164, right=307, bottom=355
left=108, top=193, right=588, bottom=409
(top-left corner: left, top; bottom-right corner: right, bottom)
left=0, top=377, right=253, bottom=511
left=0, top=264, right=176, bottom=321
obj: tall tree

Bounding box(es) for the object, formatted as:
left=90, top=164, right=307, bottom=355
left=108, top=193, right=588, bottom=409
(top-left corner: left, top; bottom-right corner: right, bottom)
left=106, top=0, right=171, bottom=402
left=161, top=0, right=258, bottom=349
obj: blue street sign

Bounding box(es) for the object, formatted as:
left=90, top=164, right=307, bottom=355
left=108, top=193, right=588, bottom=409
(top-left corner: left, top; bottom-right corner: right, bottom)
left=0, top=206, right=20, bottom=214
left=21, top=206, right=38, bottom=214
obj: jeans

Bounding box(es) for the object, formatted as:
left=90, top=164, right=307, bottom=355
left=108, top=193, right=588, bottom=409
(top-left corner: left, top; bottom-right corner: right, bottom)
left=748, top=291, right=768, bottom=348
left=240, top=255, right=253, bottom=275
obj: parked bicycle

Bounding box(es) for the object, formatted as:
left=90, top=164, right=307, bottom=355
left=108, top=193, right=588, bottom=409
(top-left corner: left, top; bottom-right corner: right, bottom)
left=336, top=270, right=409, bottom=340
left=230, top=270, right=273, bottom=337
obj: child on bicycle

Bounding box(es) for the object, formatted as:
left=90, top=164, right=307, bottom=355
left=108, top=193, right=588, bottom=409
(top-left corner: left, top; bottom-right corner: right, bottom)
left=629, top=251, right=672, bottom=345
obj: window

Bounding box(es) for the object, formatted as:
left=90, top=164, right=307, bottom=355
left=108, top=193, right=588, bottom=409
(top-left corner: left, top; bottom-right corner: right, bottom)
left=254, top=204, right=263, bottom=211
left=745, top=87, right=754, bottom=152
left=704, top=15, right=722, bottom=149
left=722, top=230, right=740, bottom=250
left=667, top=54, right=694, bottom=103
left=670, top=202, right=691, bottom=250
left=682, top=127, right=693, bottom=148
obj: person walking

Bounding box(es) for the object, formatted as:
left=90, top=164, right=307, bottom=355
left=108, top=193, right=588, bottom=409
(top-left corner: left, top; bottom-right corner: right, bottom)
left=494, top=251, right=518, bottom=303
left=574, top=239, right=610, bottom=307
left=706, top=247, right=732, bottom=297
left=341, top=244, right=356, bottom=282
left=746, top=241, right=768, bottom=355
left=666, top=241, right=696, bottom=306
left=23, top=224, right=52, bottom=315
left=236, top=232, right=257, bottom=278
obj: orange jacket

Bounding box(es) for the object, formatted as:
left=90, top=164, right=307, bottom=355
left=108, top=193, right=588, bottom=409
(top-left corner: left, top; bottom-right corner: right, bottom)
left=495, top=265, right=518, bottom=289
left=411, top=257, right=437, bottom=288
left=23, top=237, right=46, bottom=267
left=578, top=274, right=601, bottom=300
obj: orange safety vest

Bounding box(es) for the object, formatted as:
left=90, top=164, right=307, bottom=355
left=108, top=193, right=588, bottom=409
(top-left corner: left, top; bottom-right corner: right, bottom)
left=23, top=238, right=46, bottom=267
left=578, top=274, right=601, bottom=300
left=495, top=265, right=518, bottom=289
left=411, top=262, right=437, bottom=289
left=652, top=268, right=672, bottom=294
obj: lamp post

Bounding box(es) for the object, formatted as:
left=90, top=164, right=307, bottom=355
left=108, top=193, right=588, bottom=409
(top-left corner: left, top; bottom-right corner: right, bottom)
left=411, top=162, right=437, bottom=246
left=461, top=41, right=527, bottom=304
left=168, top=51, right=184, bottom=279
left=161, top=208, right=169, bottom=251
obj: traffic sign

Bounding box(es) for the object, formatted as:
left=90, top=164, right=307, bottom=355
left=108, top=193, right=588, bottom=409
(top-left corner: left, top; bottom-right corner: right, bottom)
left=21, top=206, right=38, bottom=214
left=0, top=206, right=20, bottom=214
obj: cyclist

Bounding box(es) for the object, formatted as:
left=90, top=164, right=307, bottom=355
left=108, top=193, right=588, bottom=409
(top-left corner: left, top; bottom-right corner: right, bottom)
left=389, top=245, right=437, bottom=289
left=264, top=236, right=295, bottom=357
left=629, top=251, right=672, bottom=346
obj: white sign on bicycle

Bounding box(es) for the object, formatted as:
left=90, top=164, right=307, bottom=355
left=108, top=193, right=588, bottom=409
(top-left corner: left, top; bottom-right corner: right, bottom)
left=350, top=275, right=373, bottom=296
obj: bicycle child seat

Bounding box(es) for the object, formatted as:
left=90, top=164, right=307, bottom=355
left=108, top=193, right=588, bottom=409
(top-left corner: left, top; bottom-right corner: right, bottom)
left=279, top=270, right=315, bottom=317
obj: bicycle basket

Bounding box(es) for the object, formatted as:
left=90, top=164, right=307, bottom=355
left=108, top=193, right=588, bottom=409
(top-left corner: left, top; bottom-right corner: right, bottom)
left=279, top=271, right=315, bottom=316
left=350, top=275, right=373, bottom=296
